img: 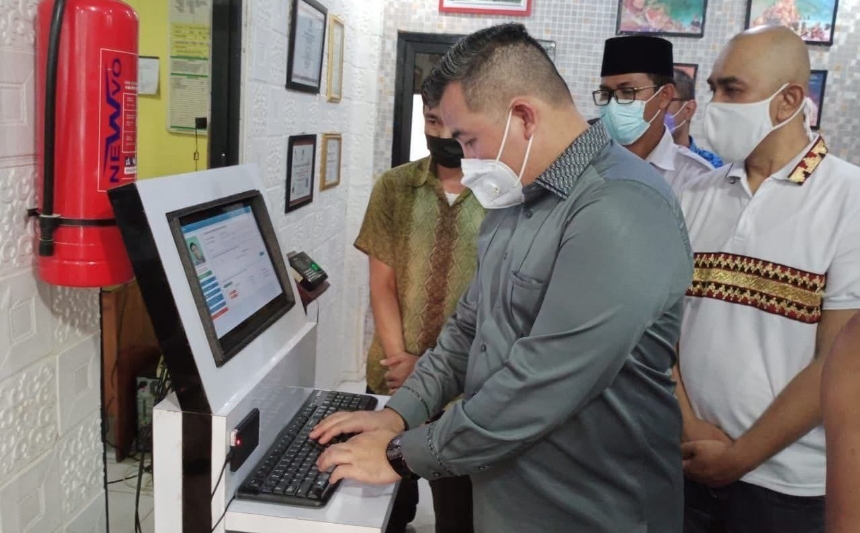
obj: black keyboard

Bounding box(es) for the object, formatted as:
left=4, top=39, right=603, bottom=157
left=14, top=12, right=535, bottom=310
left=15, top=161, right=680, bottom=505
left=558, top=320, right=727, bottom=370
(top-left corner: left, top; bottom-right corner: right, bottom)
left=236, top=390, right=378, bottom=507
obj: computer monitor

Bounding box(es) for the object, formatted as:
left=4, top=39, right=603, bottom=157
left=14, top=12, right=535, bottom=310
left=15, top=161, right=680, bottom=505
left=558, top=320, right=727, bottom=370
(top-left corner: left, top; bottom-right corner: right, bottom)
left=166, top=190, right=296, bottom=367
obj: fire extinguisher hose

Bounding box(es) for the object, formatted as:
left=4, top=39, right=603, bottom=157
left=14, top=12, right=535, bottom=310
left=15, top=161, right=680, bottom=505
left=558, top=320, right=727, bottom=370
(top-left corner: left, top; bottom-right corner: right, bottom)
left=39, top=0, right=68, bottom=257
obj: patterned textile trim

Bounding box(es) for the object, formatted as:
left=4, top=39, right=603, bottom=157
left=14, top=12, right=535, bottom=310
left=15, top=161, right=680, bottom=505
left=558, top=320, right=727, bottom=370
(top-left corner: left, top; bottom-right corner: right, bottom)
left=686, top=252, right=826, bottom=324
left=788, top=137, right=828, bottom=185
left=401, top=385, right=432, bottom=425
left=425, top=424, right=454, bottom=477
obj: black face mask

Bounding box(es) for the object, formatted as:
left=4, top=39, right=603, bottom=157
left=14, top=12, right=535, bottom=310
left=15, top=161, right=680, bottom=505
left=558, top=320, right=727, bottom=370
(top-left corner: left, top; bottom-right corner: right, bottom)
left=426, top=134, right=463, bottom=169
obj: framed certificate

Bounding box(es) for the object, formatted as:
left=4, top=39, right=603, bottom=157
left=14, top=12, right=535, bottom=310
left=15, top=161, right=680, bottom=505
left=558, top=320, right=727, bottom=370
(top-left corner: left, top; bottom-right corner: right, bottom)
left=286, top=134, right=316, bottom=212
left=326, top=16, right=345, bottom=103
left=287, top=0, right=328, bottom=93
left=320, top=134, right=342, bottom=190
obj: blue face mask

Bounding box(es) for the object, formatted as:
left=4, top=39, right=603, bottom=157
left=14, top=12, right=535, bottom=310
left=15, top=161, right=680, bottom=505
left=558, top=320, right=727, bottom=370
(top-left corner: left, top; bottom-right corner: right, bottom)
left=600, top=86, right=664, bottom=146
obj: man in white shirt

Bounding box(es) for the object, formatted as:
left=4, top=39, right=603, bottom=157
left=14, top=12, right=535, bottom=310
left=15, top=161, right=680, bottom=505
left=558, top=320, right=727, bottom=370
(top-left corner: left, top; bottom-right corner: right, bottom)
left=596, top=36, right=713, bottom=190
left=674, top=26, right=860, bottom=533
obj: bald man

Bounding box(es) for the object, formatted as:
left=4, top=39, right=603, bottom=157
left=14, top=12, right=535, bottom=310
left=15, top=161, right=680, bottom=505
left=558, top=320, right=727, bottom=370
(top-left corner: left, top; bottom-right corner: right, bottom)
left=673, top=26, right=860, bottom=533
left=822, top=313, right=860, bottom=533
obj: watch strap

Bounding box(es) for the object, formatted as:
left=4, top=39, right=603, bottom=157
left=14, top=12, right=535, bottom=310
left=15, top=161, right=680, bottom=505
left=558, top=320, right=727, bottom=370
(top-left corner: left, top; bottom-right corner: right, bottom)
left=386, top=434, right=418, bottom=480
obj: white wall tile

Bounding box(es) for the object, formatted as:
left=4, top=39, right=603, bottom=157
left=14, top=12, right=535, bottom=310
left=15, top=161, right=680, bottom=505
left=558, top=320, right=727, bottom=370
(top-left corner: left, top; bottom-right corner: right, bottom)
left=52, top=287, right=100, bottom=351
left=0, top=165, right=37, bottom=277
left=0, top=451, right=62, bottom=533
left=0, top=49, right=36, bottom=168
left=0, top=358, right=58, bottom=485
left=0, top=270, right=55, bottom=382
left=56, top=336, right=101, bottom=436
left=63, top=492, right=106, bottom=533
left=59, top=413, right=104, bottom=522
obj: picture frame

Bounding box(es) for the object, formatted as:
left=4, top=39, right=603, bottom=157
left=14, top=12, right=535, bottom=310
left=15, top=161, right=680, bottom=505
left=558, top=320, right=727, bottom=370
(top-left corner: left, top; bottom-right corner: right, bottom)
left=326, top=16, right=345, bottom=103
left=286, top=0, right=328, bottom=94
left=673, top=63, right=699, bottom=86
left=808, top=70, right=827, bottom=131
left=438, top=0, right=532, bottom=17
left=286, top=134, right=317, bottom=212
left=745, top=0, right=838, bottom=46
left=616, top=0, right=707, bottom=38
left=537, top=39, right=556, bottom=63
left=320, top=133, right=342, bottom=191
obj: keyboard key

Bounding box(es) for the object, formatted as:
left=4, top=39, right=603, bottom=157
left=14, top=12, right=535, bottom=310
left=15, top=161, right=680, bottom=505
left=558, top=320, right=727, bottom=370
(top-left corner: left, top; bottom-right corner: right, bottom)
left=297, top=481, right=313, bottom=498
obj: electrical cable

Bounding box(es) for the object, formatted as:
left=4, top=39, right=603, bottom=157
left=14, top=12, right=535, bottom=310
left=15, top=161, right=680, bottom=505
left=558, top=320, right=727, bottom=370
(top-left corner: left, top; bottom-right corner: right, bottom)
left=211, top=451, right=233, bottom=499
left=208, top=451, right=234, bottom=532
left=133, top=361, right=171, bottom=533
left=211, top=496, right=235, bottom=533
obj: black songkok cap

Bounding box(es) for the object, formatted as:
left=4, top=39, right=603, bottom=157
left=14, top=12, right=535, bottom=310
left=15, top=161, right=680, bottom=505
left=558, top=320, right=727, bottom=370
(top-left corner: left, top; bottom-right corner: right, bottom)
left=600, top=36, right=674, bottom=77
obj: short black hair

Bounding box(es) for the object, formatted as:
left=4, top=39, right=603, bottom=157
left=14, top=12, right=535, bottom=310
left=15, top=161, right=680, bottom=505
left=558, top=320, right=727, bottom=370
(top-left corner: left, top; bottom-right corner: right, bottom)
left=189, top=242, right=198, bottom=250
left=421, top=23, right=572, bottom=112
left=647, top=73, right=676, bottom=91
left=673, top=68, right=695, bottom=100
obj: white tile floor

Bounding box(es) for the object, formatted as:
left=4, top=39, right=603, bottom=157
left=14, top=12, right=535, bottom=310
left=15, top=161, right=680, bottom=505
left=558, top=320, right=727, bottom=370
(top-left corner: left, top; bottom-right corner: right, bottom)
left=105, top=445, right=154, bottom=533
left=105, top=380, right=435, bottom=533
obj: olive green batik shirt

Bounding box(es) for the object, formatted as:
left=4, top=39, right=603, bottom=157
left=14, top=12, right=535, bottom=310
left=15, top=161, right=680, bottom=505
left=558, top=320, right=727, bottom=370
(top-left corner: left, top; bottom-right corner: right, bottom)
left=355, top=156, right=485, bottom=395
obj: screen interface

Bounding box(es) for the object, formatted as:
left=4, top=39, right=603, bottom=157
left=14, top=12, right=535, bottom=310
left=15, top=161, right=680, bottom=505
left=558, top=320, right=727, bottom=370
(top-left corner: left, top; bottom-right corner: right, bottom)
left=180, top=203, right=283, bottom=339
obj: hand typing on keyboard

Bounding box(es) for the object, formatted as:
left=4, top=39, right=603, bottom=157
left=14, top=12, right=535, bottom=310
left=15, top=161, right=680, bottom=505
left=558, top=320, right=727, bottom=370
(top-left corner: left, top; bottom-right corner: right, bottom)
left=316, top=429, right=402, bottom=485
left=237, top=391, right=387, bottom=508
left=310, top=407, right=406, bottom=445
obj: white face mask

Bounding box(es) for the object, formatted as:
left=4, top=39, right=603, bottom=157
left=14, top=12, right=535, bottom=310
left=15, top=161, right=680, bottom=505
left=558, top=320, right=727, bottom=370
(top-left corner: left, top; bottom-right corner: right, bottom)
left=460, top=110, right=534, bottom=209
left=669, top=101, right=689, bottom=132
left=704, top=84, right=807, bottom=163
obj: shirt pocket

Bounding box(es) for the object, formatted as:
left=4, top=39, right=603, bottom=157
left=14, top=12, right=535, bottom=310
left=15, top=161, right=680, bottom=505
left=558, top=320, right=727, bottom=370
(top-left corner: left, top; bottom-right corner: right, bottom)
left=508, top=270, right=547, bottom=338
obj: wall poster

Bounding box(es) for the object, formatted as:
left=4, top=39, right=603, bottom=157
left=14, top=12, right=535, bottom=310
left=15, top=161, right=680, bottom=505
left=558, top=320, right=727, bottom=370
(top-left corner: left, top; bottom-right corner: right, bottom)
left=168, top=0, right=213, bottom=134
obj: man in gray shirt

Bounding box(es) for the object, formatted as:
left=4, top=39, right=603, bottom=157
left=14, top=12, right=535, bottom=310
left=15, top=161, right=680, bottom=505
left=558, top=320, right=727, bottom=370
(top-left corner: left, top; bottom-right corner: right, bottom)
left=314, top=23, right=691, bottom=533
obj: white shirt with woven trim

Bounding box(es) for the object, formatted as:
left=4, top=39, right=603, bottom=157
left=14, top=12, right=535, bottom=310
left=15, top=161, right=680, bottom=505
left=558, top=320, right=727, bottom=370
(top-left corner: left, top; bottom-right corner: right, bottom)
left=675, top=136, right=860, bottom=496
left=646, top=127, right=715, bottom=191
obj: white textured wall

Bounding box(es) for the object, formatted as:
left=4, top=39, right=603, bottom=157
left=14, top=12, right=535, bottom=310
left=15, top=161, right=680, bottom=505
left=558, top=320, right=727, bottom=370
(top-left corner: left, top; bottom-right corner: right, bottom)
left=241, top=0, right=385, bottom=388
left=0, top=4, right=106, bottom=533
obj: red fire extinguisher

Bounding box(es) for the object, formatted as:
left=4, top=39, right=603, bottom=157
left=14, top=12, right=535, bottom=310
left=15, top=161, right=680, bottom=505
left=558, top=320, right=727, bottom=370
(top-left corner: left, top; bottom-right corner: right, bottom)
left=34, top=0, right=139, bottom=287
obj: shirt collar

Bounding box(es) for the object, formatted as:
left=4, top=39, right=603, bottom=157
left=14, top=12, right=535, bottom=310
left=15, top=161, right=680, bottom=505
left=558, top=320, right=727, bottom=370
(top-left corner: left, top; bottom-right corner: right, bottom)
left=689, top=136, right=699, bottom=151
left=409, top=157, right=433, bottom=187
left=726, top=135, right=827, bottom=186
left=536, top=120, right=611, bottom=199
left=646, top=127, right=677, bottom=172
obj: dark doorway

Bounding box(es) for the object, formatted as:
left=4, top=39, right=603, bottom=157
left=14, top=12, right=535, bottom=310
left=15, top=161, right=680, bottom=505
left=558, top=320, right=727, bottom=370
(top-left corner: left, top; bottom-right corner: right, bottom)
left=391, top=32, right=464, bottom=168
left=209, top=0, right=242, bottom=169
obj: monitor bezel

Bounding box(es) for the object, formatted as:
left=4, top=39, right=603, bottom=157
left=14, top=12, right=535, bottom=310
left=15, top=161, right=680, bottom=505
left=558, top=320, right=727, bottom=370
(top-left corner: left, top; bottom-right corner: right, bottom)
left=166, top=190, right=296, bottom=368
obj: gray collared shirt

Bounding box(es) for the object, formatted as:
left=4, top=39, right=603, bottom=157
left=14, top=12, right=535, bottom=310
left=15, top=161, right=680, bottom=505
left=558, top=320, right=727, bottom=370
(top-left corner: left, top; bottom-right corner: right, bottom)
left=387, top=121, right=693, bottom=533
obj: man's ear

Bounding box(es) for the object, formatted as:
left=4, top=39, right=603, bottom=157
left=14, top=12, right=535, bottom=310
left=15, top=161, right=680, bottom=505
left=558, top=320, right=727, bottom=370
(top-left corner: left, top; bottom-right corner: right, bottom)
left=510, top=99, right=538, bottom=140
left=660, top=84, right=676, bottom=111
left=686, top=99, right=698, bottom=121
left=776, top=84, right=805, bottom=122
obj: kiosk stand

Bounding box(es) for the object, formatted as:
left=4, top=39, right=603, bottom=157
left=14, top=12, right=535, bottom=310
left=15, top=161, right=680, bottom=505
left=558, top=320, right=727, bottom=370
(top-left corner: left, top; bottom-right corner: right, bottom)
left=110, top=165, right=396, bottom=533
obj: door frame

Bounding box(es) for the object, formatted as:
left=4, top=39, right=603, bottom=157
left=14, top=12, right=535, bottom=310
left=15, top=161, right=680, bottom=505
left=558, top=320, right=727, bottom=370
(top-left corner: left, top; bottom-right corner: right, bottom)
left=391, top=32, right=464, bottom=168
left=209, top=0, right=243, bottom=169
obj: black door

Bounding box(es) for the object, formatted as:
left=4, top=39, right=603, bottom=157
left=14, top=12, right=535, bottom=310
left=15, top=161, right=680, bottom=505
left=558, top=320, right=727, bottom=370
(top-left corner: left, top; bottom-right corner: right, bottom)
left=391, top=32, right=464, bottom=168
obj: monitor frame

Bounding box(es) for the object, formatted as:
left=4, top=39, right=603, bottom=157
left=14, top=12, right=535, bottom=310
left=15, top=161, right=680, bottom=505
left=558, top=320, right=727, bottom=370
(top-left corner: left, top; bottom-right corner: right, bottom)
left=166, top=190, right=296, bottom=368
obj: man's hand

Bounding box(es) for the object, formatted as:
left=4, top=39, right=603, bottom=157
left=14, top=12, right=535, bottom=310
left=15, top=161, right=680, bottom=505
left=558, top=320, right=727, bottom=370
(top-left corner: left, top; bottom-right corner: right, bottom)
left=310, top=408, right=406, bottom=445
left=380, top=352, right=419, bottom=393
left=317, top=430, right=401, bottom=485
left=682, top=440, right=750, bottom=488
left=683, top=418, right=734, bottom=446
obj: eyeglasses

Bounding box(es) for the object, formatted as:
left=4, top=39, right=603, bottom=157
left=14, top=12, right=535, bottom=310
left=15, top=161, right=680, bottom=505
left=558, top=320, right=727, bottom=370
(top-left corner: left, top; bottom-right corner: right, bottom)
left=592, top=85, right=659, bottom=106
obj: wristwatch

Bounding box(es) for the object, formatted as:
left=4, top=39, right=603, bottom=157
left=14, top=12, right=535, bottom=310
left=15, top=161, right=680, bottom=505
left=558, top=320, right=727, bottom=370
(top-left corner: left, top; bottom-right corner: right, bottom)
left=386, top=434, right=419, bottom=480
